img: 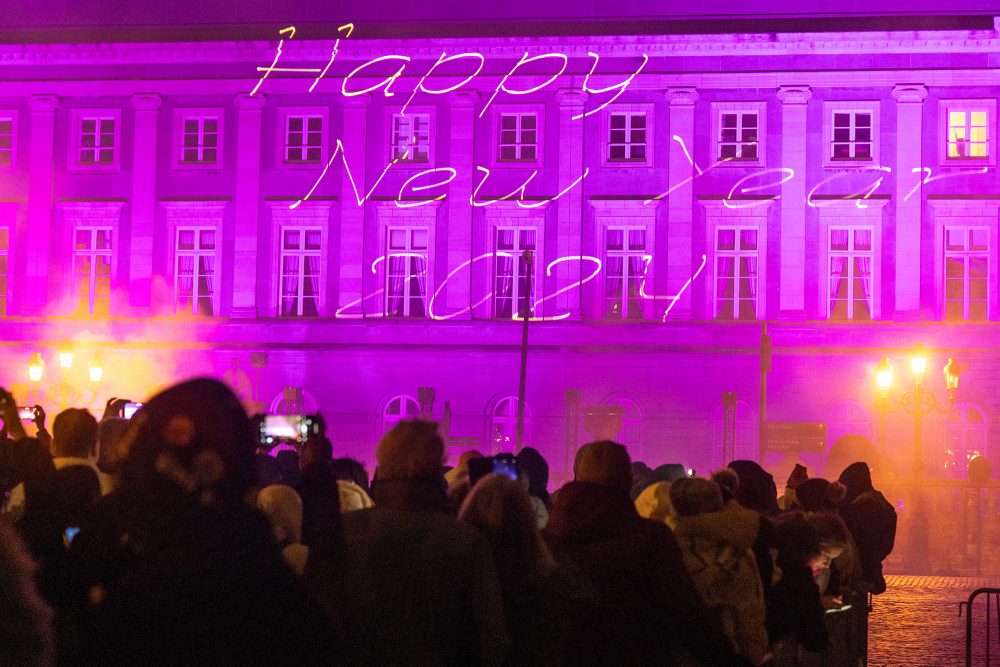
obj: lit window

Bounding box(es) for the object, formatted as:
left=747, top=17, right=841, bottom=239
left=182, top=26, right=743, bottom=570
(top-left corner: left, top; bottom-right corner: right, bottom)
left=382, top=395, right=420, bottom=435
left=608, top=112, right=647, bottom=162
left=179, top=116, right=219, bottom=165
left=74, top=227, right=112, bottom=316
left=828, top=226, right=874, bottom=321
left=279, top=227, right=322, bottom=317
left=175, top=227, right=217, bottom=316
left=605, top=227, right=648, bottom=320
left=497, top=113, right=537, bottom=162
left=0, top=227, right=8, bottom=315
left=715, top=227, right=759, bottom=320
left=489, top=396, right=529, bottom=453
left=284, top=115, right=323, bottom=164
left=947, top=109, right=989, bottom=159
left=0, top=116, right=13, bottom=169
left=831, top=111, right=873, bottom=161
left=494, top=227, right=537, bottom=319
left=944, top=403, right=988, bottom=478
left=77, top=117, right=116, bottom=166
left=385, top=227, right=428, bottom=318
left=944, top=226, right=989, bottom=321
left=718, top=112, right=758, bottom=161
left=390, top=113, right=430, bottom=162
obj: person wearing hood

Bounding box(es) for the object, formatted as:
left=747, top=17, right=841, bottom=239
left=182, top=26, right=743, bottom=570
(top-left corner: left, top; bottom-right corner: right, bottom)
left=670, top=477, right=769, bottom=665
left=544, top=441, right=740, bottom=666
left=837, top=462, right=896, bottom=595
left=728, top=460, right=779, bottom=516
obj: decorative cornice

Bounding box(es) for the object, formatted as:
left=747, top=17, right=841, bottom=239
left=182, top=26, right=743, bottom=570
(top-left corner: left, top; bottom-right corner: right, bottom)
left=555, top=89, right=587, bottom=108
left=777, top=85, right=812, bottom=105
left=28, top=94, right=58, bottom=112
left=130, top=93, right=162, bottom=110
left=891, top=83, right=928, bottom=103
left=234, top=93, right=266, bottom=110
left=341, top=92, right=372, bottom=108
left=449, top=90, right=480, bottom=108
left=665, top=87, right=698, bottom=106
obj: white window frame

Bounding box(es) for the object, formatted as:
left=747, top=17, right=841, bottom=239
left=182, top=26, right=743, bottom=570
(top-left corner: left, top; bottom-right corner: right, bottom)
left=817, top=201, right=885, bottom=321
left=601, top=394, right=645, bottom=462
left=73, top=226, right=114, bottom=316
left=492, top=226, right=539, bottom=319
left=278, top=225, right=325, bottom=318
left=387, top=108, right=434, bottom=165
left=602, top=104, right=654, bottom=168
left=944, top=402, right=990, bottom=478
left=826, top=225, right=876, bottom=321
left=173, top=226, right=220, bottom=316
left=381, top=394, right=421, bottom=436
left=713, top=224, right=762, bottom=320
left=942, top=226, right=990, bottom=322
left=69, top=109, right=121, bottom=171
left=603, top=225, right=651, bottom=321
left=710, top=102, right=766, bottom=167
left=940, top=99, right=996, bottom=167
left=929, top=200, right=1000, bottom=321
left=0, top=110, right=17, bottom=172
left=487, top=395, right=531, bottom=454
left=276, top=107, right=329, bottom=168
left=702, top=200, right=771, bottom=321
left=0, top=225, right=9, bottom=316
left=384, top=226, right=429, bottom=318
left=492, top=106, right=543, bottom=167
left=822, top=101, right=880, bottom=168
left=173, top=108, right=223, bottom=170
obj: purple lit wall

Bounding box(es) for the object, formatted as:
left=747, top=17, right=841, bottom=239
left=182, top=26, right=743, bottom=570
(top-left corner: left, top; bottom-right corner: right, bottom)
left=1, top=6, right=999, bottom=485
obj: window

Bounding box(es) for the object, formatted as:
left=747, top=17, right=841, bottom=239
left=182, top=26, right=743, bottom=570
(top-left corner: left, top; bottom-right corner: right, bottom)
left=494, top=227, right=537, bottom=319
left=382, top=394, right=420, bottom=435
left=715, top=227, right=759, bottom=320
left=385, top=227, right=428, bottom=317
left=826, top=401, right=873, bottom=449
left=390, top=113, right=430, bottom=163
left=608, top=112, right=647, bottom=163
left=828, top=226, right=874, bottom=320
left=602, top=396, right=644, bottom=461
left=279, top=227, right=322, bottom=317
left=0, top=113, right=14, bottom=170
left=0, top=227, right=8, bottom=315
left=604, top=227, right=648, bottom=320
left=76, top=116, right=116, bottom=166
left=284, top=115, right=323, bottom=164
left=74, top=227, right=112, bottom=316
left=175, top=228, right=217, bottom=316
left=497, top=113, right=537, bottom=163
left=179, top=115, right=219, bottom=165
left=489, top=396, right=529, bottom=453
left=944, top=403, right=988, bottom=478
left=718, top=111, right=759, bottom=161
left=944, top=227, right=989, bottom=321
left=831, top=111, right=873, bottom=161
left=947, top=109, right=989, bottom=160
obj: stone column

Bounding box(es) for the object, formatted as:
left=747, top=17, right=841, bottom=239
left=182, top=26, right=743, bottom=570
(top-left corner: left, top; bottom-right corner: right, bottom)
left=665, top=87, right=698, bottom=319
left=777, top=85, right=812, bottom=319
left=554, top=89, right=587, bottom=318
left=892, top=84, right=928, bottom=319
left=128, top=93, right=161, bottom=315
left=24, top=95, right=58, bottom=315
left=337, top=93, right=370, bottom=315
left=232, top=93, right=265, bottom=318
left=445, top=90, right=478, bottom=317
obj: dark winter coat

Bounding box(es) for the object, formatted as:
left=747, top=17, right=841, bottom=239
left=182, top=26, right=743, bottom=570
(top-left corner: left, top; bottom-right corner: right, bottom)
left=838, top=462, right=897, bottom=594
left=543, top=481, right=736, bottom=666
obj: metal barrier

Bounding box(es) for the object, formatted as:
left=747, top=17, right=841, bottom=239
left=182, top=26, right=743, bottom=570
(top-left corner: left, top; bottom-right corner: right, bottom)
left=961, top=588, right=1000, bottom=666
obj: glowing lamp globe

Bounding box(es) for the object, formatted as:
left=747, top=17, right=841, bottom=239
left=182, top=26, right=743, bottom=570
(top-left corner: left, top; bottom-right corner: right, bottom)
left=28, top=353, right=44, bottom=383
left=944, top=358, right=961, bottom=392
left=910, top=345, right=928, bottom=385
left=875, top=357, right=893, bottom=392
left=59, top=351, right=74, bottom=369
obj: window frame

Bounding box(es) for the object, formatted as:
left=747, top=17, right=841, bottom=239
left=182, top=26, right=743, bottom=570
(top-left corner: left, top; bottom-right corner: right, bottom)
left=386, top=107, right=435, bottom=166
left=712, top=224, right=763, bottom=321
left=710, top=101, right=766, bottom=168
left=602, top=224, right=652, bottom=321
left=826, top=225, right=876, bottom=321
left=72, top=225, right=114, bottom=316
left=822, top=101, right=880, bottom=168
left=939, top=99, right=997, bottom=167
left=491, top=105, right=543, bottom=167
left=929, top=200, right=999, bottom=322
left=277, top=225, right=325, bottom=318
left=276, top=106, right=329, bottom=169
left=491, top=225, right=540, bottom=320
left=383, top=225, right=430, bottom=318
left=381, top=394, right=421, bottom=437
left=172, top=108, right=224, bottom=170
left=487, top=395, right=531, bottom=454
left=0, top=110, right=18, bottom=172
left=69, top=108, right=122, bottom=171
left=817, top=200, right=886, bottom=322
left=173, top=226, right=221, bottom=317
left=602, top=104, right=654, bottom=168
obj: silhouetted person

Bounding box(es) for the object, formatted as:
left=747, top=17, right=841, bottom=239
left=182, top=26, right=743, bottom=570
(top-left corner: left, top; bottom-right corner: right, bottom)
left=52, top=409, right=109, bottom=495
left=837, top=462, right=896, bottom=595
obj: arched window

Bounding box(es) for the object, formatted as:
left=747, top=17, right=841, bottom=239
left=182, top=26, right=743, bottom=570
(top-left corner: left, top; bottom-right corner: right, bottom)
left=488, top=396, right=530, bottom=454
left=826, top=400, right=873, bottom=449
left=601, top=395, right=645, bottom=462
left=382, top=394, right=420, bottom=436
left=944, top=402, right=989, bottom=478
left=710, top=399, right=757, bottom=467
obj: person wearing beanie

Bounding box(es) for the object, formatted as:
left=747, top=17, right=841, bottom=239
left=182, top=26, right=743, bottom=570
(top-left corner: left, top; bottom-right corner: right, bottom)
left=335, top=420, right=507, bottom=666
left=544, top=441, right=740, bottom=666
left=670, top=478, right=769, bottom=664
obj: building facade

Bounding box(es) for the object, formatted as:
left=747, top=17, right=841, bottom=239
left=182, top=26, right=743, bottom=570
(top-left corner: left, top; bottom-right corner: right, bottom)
left=1, top=16, right=1000, bottom=479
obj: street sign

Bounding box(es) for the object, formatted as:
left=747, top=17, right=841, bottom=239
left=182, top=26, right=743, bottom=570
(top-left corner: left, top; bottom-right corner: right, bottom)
left=764, top=421, right=827, bottom=453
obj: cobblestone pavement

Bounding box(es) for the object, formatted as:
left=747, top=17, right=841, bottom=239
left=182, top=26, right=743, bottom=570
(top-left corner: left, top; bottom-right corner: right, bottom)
left=869, top=575, right=1000, bottom=666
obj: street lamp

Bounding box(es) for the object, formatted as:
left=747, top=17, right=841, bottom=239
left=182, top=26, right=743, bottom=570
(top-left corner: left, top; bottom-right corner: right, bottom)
left=874, top=344, right=963, bottom=573
left=27, top=350, right=104, bottom=409
left=28, top=353, right=45, bottom=383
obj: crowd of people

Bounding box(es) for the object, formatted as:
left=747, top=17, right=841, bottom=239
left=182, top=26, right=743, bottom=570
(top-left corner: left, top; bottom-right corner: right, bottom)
left=0, top=378, right=897, bottom=666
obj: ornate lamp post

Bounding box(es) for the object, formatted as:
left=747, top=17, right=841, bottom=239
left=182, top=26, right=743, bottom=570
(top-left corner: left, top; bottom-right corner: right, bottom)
left=874, top=344, right=962, bottom=573
left=27, top=350, right=104, bottom=409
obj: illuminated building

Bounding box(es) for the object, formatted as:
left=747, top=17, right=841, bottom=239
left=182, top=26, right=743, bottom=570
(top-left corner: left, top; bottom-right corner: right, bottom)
left=0, top=3, right=998, bottom=479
